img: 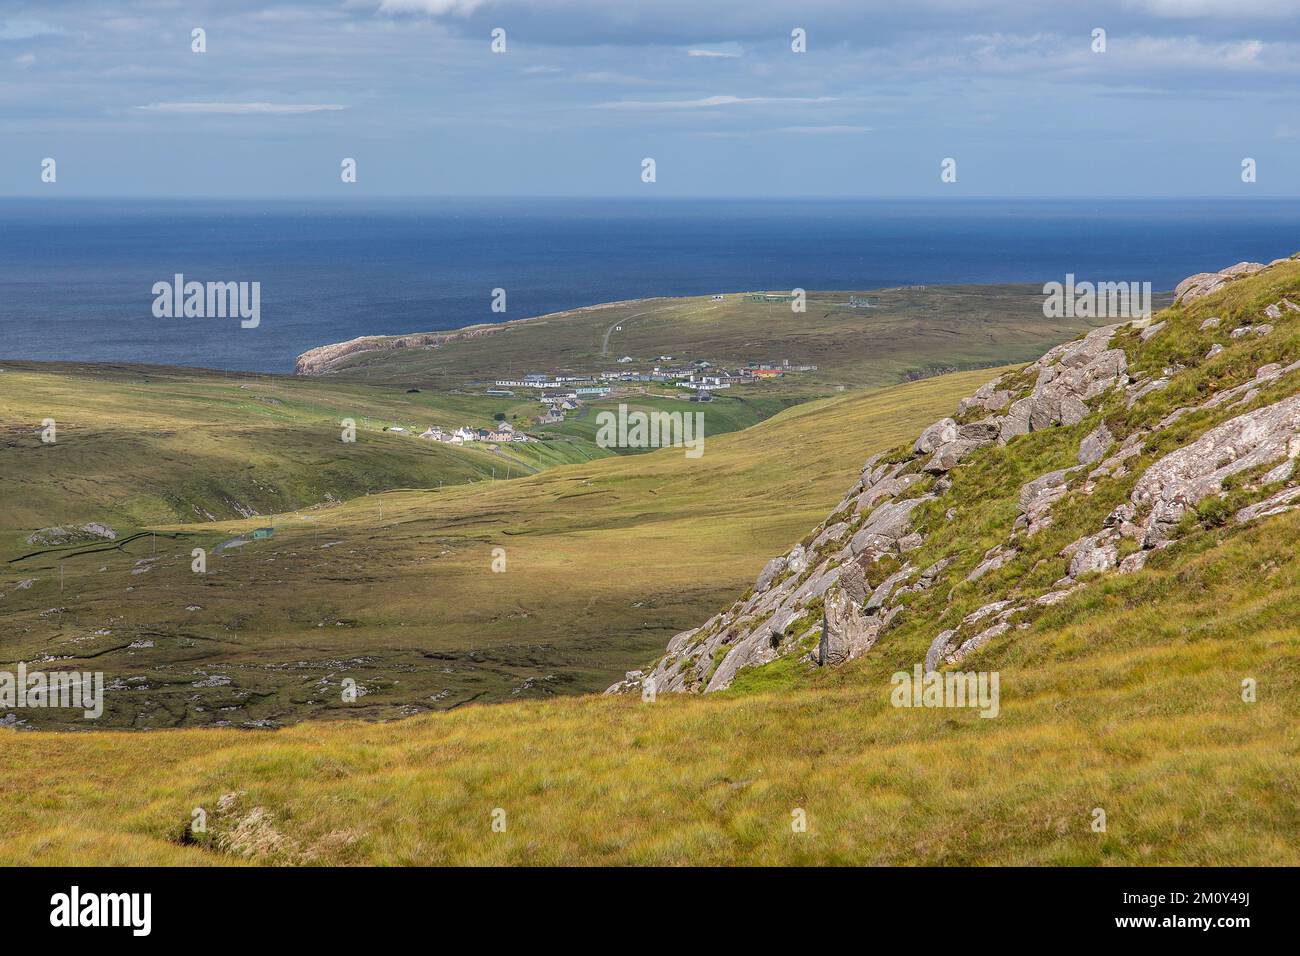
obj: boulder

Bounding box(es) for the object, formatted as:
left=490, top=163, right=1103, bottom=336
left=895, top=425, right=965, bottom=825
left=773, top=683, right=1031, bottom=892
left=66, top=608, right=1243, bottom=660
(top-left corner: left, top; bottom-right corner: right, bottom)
left=948, top=622, right=1010, bottom=666
left=1131, top=393, right=1300, bottom=546
left=850, top=497, right=929, bottom=556
left=998, top=399, right=1034, bottom=441
left=1139, top=320, right=1166, bottom=342
left=856, top=472, right=923, bottom=512
left=754, top=555, right=787, bottom=592
left=914, top=418, right=959, bottom=454
left=1236, top=486, right=1300, bottom=525
left=924, top=438, right=982, bottom=473
left=958, top=419, right=1000, bottom=441
left=1065, top=530, right=1119, bottom=577
left=1077, top=422, right=1114, bottom=465
left=966, top=545, right=1015, bottom=582
left=1175, top=263, right=1263, bottom=306
left=810, top=521, right=850, bottom=552
left=816, top=586, right=879, bottom=666
left=1019, top=468, right=1074, bottom=515
left=865, top=565, right=912, bottom=611
left=924, top=629, right=958, bottom=673
left=839, top=561, right=870, bottom=604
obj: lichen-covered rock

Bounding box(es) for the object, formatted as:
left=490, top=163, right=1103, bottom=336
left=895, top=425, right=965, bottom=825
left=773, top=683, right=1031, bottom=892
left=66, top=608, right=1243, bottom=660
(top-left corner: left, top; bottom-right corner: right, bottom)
left=966, top=544, right=1015, bottom=582
left=1175, top=262, right=1264, bottom=305
left=810, top=522, right=850, bottom=552
left=1139, top=320, right=1166, bottom=342
left=1236, top=486, right=1300, bottom=524
left=914, top=418, right=959, bottom=454
left=1077, top=422, right=1114, bottom=465
left=924, top=629, right=958, bottom=673
left=1065, top=531, right=1119, bottom=577
left=1132, top=394, right=1300, bottom=546
left=924, top=438, right=982, bottom=473
left=850, top=497, right=930, bottom=556
left=754, top=555, right=787, bottom=592
left=816, top=586, right=879, bottom=666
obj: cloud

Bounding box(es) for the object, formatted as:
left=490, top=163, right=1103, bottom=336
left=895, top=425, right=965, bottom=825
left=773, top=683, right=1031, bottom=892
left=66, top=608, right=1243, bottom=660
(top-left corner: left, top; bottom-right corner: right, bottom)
left=14, top=52, right=35, bottom=67
left=0, top=18, right=63, bottom=40
left=771, top=124, right=870, bottom=134
left=136, top=102, right=349, bottom=114
left=595, top=94, right=841, bottom=110
left=700, top=124, right=871, bottom=137
left=1126, top=0, right=1300, bottom=17
left=688, top=48, right=741, bottom=58
left=378, top=0, right=490, bottom=13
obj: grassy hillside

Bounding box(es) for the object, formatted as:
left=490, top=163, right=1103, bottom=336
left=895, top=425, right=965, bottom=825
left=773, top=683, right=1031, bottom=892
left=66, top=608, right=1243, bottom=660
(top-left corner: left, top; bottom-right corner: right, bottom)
left=0, top=368, right=995, bottom=729
left=4, top=271, right=1291, bottom=867
left=0, top=361, right=607, bottom=531
left=0, top=503, right=1293, bottom=864
left=305, top=286, right=1119, bottom=398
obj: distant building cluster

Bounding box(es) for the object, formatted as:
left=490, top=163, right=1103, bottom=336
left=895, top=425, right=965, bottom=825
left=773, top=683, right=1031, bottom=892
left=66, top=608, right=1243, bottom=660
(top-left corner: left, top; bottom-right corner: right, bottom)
left=483, top=356, right=819, bottom=424
left=418, top=422, right=534, bottom=445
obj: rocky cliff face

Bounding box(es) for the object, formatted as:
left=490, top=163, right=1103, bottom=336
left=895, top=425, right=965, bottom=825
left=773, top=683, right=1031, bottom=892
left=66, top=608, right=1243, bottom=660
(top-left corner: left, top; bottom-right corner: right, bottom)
left=609, top=252, right=1300, bottom=697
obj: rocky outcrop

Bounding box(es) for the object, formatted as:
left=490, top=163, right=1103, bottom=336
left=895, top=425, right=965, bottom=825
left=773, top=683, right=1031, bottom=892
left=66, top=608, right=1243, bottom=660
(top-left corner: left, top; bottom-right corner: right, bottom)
left=26, top=524, right=118, bottom=546
left=816, top=586, right=879, bottom=666
left=1130, top=393, right=1300, bottom=547
left=1174, top=261, right=1265, bottom=305
left=613, top=252, right=1300, bottom=698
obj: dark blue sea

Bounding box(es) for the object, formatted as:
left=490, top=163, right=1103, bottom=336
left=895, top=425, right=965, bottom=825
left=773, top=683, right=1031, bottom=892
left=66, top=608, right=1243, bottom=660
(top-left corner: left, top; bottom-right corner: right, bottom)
left=1, top=198, right=1297, bottom=373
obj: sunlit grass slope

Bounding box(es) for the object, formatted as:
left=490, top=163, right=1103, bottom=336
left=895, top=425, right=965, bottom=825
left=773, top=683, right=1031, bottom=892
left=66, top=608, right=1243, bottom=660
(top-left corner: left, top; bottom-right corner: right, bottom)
left=1, top=369, right=995, bottom=727
left=0, top=361, right=604, bottom=530
left=1, top=502, right=1294, bottom=864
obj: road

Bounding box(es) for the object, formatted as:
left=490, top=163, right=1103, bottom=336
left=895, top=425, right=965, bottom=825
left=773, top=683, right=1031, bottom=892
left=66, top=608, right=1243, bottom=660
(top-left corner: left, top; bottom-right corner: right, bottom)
left=599, top=306, right=675, bottom=356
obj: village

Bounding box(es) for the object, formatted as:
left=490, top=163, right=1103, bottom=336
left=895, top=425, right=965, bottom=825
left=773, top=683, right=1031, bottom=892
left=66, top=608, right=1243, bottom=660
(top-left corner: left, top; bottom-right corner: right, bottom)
left=383, top=355, right=819, bottom=450
left=488, top=356, right=819, bottom=404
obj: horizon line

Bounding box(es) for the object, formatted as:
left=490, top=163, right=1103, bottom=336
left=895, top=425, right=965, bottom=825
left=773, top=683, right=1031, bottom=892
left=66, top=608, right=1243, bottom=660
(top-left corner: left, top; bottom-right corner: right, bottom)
left=1, top=193, right=1295, bottom=202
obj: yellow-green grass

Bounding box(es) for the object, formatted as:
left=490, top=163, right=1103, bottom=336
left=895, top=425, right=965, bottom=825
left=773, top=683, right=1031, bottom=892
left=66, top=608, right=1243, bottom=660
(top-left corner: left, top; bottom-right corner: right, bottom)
left=0, top=361, right=611, bottom=531
left=317, top=286, right=1116, bottom=397
left=1, top=368, right=998, bottom=728
left=1, top=504, right=1295, bottom=865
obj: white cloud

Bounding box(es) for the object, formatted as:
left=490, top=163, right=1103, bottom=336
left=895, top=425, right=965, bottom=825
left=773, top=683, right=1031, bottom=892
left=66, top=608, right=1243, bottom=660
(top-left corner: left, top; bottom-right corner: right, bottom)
left=378, top=0, right=490, bottom=13
left=700, top=125, right=871, bottom=137
left=595, top=94, right=840, bottom=110
left=0, top=18, right=63, bottom=40
left=136, top=102, right=349, bottom=114
left=688, top=48, right=740, bottom=58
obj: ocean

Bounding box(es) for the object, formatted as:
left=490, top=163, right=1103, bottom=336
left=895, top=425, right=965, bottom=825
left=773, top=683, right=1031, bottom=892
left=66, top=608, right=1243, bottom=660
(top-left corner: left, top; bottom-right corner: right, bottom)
left=1, top=197, right=1297, bottom=373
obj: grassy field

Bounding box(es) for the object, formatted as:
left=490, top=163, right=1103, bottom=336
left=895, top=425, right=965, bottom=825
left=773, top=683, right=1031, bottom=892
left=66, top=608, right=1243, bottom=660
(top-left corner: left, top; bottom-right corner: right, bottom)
left=4, top=278, right=1290, bottom=867
left=304, top=286, right=1121, bottom=399
left=1, top=502, right=1294, bottom=864
left=0, top=368, right=997, bottom=729
left=0, top=361, right=613, bottom=531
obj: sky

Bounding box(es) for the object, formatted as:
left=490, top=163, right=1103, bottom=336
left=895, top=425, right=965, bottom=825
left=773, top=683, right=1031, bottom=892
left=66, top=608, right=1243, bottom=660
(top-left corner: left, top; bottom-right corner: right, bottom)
left=1, top=0, right=1299, bottom=197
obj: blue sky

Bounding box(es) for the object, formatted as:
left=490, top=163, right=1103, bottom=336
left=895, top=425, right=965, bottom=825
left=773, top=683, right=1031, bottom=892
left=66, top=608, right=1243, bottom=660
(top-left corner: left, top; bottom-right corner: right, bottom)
left=2, top=0, right=1299, bottom=197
